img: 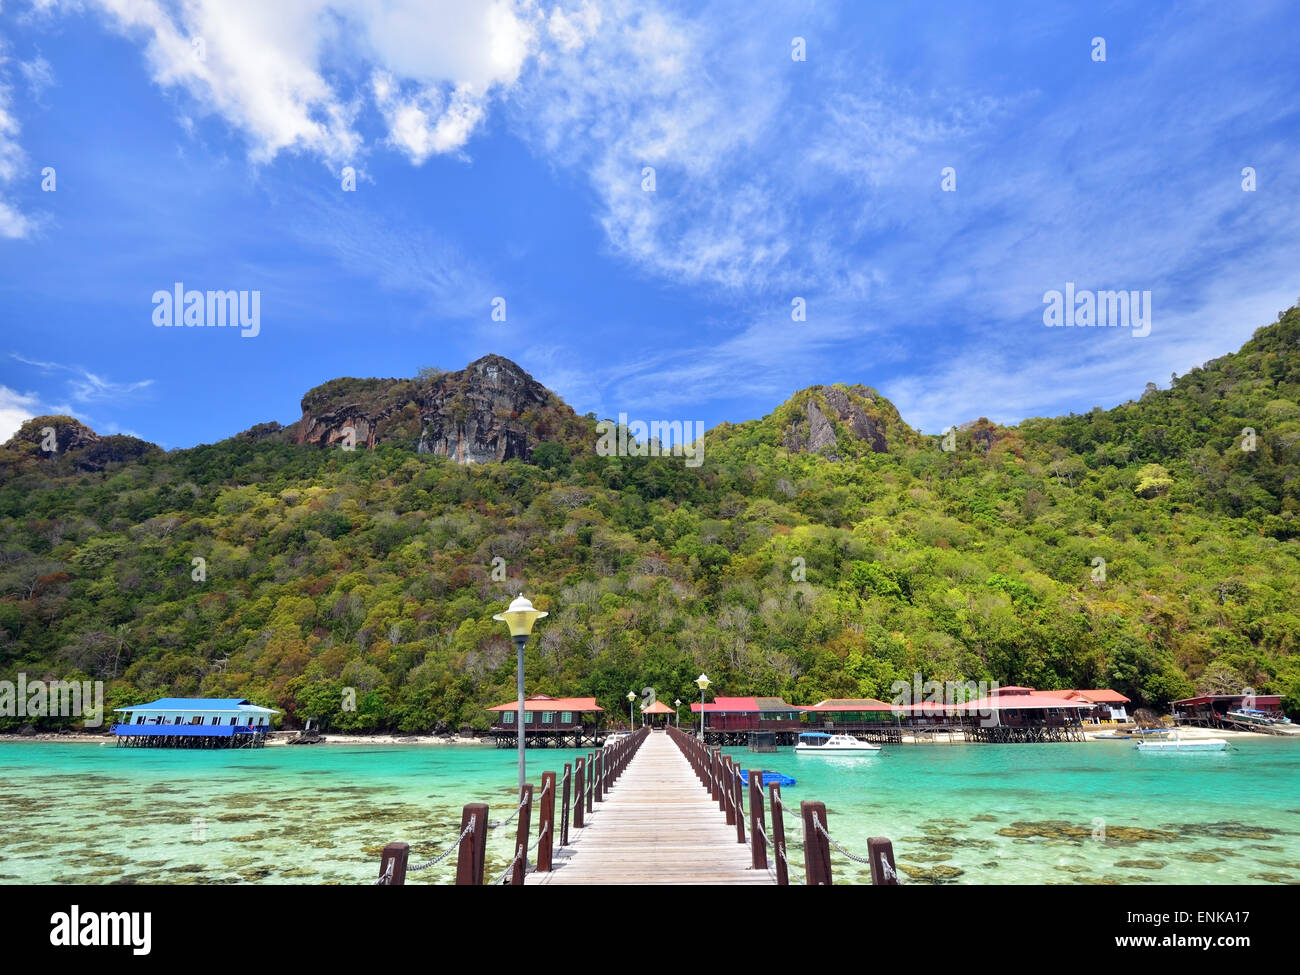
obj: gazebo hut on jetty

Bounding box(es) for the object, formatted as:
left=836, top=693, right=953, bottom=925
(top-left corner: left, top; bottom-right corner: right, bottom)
left=640, top=699, right=677, bottom=727
left=111, top=698, right=279, bottom=748
left=690, top=696, right=802, bottom=746
left=486, top=695, right=604, bottom=748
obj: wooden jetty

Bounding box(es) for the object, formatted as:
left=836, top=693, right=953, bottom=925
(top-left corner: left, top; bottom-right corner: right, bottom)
left=373, top=726, right=900, bottom=886
left=528, top=728, right=769, bottom=885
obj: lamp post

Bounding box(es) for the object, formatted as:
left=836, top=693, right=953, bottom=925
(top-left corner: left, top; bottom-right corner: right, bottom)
left=627, top=691, right=636, bottom=731
left=493, top=594, right=548, bottom=789
left=674, top=699, right=682, bottom=729
left=695, top=673, right=710, bottom=740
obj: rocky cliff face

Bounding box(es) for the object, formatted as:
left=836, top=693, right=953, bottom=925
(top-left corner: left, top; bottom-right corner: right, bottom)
left=780, top=384, right=895, bottom=459
left=291, top=355, right=590, bottom=464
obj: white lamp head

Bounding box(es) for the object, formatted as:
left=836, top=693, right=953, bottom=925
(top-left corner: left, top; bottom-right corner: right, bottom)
left=493, top=594, right=548, bottom=637
left=695, top=673, right=711, bottom=691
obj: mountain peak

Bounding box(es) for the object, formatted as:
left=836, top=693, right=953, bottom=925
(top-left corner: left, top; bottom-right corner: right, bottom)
left=1, top=415, right=160, bottom=472
left=764, top=382, right=920, bottom=460
left=290, top=355, right=589, bottom=463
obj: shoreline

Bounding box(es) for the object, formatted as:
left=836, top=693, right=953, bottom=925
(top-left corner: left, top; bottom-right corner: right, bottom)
left=0, top=731, right=496, bottom=746
left=0, top=726, right=1281, bottom=746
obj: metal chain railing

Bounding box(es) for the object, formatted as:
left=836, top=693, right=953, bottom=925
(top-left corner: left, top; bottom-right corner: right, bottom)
left=495, top=845, right=524, bottom=886
left=813, top=812, right=873, bottom=865
left=489, top=795, right=528, bottom=830
left=527, top=822, right=550, bottom=854
left=373, top=858, right=395, bottom=885
left=490, top=781, right=547, bottom=830
left=406, top=815, right=477, bottom=873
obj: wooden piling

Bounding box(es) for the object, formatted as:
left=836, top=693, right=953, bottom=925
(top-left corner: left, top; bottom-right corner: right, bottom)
left=800, top=800, right=832, bottom=886
left=538, top=771, right=556, bottom=872
left=722, top=755, right=736, bottom=825
left=377, top=841, right=409, bottom=886
left=732, top=764, right=746, bottom=845
left=868, top=837, right=900, bottom=885
left=769, top=784, right=788, bottom=885
left=561, top=762, right=572, bottom=844
left=574, top=758, right=586, bottom=828
left=455, top=802, right=489, bottom=886
left=748, top=771, right=767, bottom=870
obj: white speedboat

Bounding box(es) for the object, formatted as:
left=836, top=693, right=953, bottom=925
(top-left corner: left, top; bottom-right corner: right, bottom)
left=795, top=732, right=881, bottom=754
left=1135, top=733, right=1227, bottom=753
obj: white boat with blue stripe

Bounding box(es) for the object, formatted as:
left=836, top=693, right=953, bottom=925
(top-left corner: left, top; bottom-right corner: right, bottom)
left=795, top=731, right=881, bottom=754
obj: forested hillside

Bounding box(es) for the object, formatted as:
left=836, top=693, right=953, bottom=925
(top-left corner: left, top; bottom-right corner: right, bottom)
left=2, top=308, right=1298, bottom=731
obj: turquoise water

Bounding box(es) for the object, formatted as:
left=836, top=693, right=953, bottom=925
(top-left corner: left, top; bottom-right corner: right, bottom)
left=1, top=738, right=1296, bottom=885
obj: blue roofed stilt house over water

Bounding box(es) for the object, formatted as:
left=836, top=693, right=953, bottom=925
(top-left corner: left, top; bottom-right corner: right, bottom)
left=111, top=698, right=279, bottom=748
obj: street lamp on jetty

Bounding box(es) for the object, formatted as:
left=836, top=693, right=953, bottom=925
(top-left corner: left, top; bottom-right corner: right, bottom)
left=493, top=594, right=548, bottom=789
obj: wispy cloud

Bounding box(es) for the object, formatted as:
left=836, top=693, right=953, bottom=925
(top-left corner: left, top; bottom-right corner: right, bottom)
left=9, top=353, right=154, bottom=404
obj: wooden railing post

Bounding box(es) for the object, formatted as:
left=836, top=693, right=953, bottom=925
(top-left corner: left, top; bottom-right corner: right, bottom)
left=749, top=771, right=767, bottom=870
left=801, top=800, right=832, bottom=886
left=538, top=771, right=556, bottom=872
left=455, top=802, right=489, bottom=886
left=769, top=784, right=788, bottom=885
left=732, top=765, right=746, bottom=845
left=868, top=837, right=900, bottom=885
left=561, top=762, right=572, bottom=845
left=721, top=756, right=736, bottom=825
left=573, top=758, right=585, bottom=828
left=594, top=750, right=604, bottom=803
left=511, top=784, right=534, bottom=886
left=586, top=752, right=594, bottom=813
left=377, top=841, right=409, bottom=886
left=711, top=749, right=723, bottom=806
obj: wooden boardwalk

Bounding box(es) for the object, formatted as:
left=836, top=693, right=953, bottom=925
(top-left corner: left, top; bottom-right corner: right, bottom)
left=527, top=732, right=774, bottom=885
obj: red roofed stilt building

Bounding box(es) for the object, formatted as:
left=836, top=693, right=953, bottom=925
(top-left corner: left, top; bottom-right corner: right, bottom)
left=486, top=694, right=605, bottom=748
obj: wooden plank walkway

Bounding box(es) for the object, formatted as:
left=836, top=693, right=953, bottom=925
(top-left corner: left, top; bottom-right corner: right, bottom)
left=527, top=732, right=774, bottom=885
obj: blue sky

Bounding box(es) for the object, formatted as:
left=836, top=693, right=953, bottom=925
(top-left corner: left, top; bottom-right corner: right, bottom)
left=1, top=0, right=1298, bottom=449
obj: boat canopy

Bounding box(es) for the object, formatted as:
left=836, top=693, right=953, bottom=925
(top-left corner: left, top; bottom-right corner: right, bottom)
left=798, top=732, right=831, bottom=739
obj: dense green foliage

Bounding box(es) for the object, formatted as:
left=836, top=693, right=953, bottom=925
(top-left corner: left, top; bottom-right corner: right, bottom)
left=2, top=309, right=1298, bottom=731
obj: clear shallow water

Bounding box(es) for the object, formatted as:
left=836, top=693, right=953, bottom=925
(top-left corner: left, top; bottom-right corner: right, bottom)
left=1, top=738, right=1296, bottom=885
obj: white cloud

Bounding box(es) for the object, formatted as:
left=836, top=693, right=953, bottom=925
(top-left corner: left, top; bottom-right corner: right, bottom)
left=73, top=0, right=539, bottom=164
left=0, top=385, right=42, bottom=442
left=546, top=1, right=600, bottom=53
left=19, top=54, right=55, bottom=97
left=0, top=39, right=35, bottom=238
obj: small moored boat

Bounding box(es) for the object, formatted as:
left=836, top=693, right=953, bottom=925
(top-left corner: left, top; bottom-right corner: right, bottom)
left=1135, top=733, right=1227, bottom=753
left=794, top=732, right=881, bottom=754
left=739, top=769, right=796, bottom=787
